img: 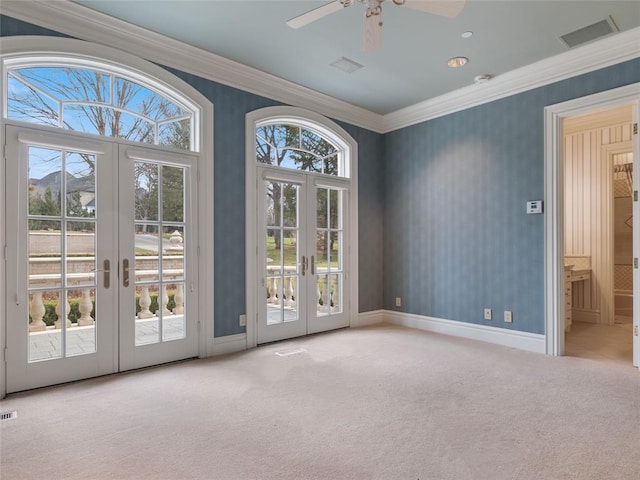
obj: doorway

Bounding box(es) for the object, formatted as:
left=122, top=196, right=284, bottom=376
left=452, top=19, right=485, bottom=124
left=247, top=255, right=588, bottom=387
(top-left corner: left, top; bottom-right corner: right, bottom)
left=4, top=125, right=199, bottom=392
left=544, top=84, right=639, bottom=367
left=245, top=107, right=359, bottom=348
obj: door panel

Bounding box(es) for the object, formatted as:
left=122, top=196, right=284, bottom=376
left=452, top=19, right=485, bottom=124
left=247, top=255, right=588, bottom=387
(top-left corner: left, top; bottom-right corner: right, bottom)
left=5, top=126, right=116, bottom=392
left=118, top=146, right=198, bottom=371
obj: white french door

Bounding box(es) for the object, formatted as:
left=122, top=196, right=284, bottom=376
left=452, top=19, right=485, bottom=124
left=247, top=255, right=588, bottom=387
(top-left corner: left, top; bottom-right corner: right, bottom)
left=257, top=166, right=350, bottom=344
left=5, top=125, right=198, bottom=392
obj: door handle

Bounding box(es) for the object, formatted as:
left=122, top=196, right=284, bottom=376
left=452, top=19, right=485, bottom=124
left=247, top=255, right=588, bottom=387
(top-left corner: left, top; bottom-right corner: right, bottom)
left=123, top=258, right=130, bottom=287
left=301, top=255, right=306, bottom=276
left=310, top=255, right=315, bottom=275
left=92, top=259, right=110, bottom=289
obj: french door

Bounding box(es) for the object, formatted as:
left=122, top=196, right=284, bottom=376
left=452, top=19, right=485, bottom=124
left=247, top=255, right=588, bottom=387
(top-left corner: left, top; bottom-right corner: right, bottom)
left=256, top=166, right=350, bottom=344
left=5, top=125, right=198, bottom=393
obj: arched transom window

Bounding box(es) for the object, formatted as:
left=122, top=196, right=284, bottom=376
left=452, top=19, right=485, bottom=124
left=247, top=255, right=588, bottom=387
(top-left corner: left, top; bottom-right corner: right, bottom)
left=5, top=59, right=197, bottom=151
left=256, top=121, right=347, bottom=177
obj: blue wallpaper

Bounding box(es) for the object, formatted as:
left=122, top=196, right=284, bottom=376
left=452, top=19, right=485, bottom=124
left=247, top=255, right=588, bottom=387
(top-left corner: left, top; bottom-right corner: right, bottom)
left=384, top=58, right=640, bottom=334
left=1, top=15, right=385, bottom=338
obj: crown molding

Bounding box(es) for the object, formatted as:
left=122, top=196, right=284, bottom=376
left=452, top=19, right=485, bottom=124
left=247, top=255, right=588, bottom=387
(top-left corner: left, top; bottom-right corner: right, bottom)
left=1, top=1, right=638, bottom=135
left=0, top=0, right=385, bottom=133
left=382, top=26, right=640, bottom=132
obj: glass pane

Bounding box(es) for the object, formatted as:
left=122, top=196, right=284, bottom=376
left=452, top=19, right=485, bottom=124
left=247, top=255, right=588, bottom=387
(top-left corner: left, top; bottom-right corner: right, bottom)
left=29, top=220, right=62, bottom=289
left=266, top=181, right=279, bottom=227
left=266, top=229, right=282, bottom=272
left=29, top=290, right=61, bottom=362
left=317, top=274, right=329, bottom=317
left=114, top=78, right=186, bottom=121
left=282, top=273, right=298, bottom=323
left=330, top=274, right=342, bottom=314
left=135, top=284, right=160, bottom=346
left=330, top=231, right=341, bottom=269
left=62, top=105, right=107, bottom=136
left=158, top=119, right=190, bottom=150
left=256, top=134, right=276, bottom=164
left=301, top=128, right=322, bottom=152
left=162, top=226, right=185, bottom=282
left=282, top=230, right=298, bottom=272
left=66, top=152, right=96, bottom=218
left=15, top=67, right=110, bottom=103
left=162, top=166, right=184, bottom=222
left=66, top=288, right=96, bottom=356
left=329, top=189, right=340, bottom=229
left=282, top=183, right=298, bottom=228
left=135, top=224, right=160, bottom=274
left=323, top=154, right=339, bottom=176
left=28, top=147, right=62, bottom=216
left=266, top=277, right=283, bottom=325
left=316, top=231, right=328, bottom=269
left=8, top=73, right=60, bottom=127
left=317, top=188, right=328, bottom=229
left=162, top=283, right=186, bottom=341
left=67, top=221, right=96, bottom=287
left=112, top=110, right=154, bottom=144
left=135, top=162, right=159, bottom=221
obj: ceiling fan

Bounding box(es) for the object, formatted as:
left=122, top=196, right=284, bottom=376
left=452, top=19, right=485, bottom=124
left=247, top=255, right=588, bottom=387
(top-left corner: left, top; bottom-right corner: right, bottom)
left=287, top=0, right=466, bottom=52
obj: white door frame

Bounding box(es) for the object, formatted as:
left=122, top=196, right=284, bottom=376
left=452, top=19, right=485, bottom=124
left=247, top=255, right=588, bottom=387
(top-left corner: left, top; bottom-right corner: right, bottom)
left=544, top=82, right=640, bottom=366
left=245, top=106, right=359, bottom=348
left=0, top=36, right=214, bottom=398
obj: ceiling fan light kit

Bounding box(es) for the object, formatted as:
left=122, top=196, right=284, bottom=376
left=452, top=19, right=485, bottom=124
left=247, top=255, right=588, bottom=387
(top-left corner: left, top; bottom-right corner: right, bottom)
left=287, top=0, right=466, bottom=52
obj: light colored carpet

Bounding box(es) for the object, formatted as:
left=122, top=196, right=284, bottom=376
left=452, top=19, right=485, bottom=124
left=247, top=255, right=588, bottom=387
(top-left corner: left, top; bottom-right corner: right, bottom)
left=1, top=324, right=639, bottom=480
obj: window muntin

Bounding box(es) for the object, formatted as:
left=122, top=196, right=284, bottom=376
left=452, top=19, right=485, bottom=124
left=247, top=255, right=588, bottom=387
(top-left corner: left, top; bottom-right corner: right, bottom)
left=256, top=123, right=344, bottom=177
left=7, top=65, right=193, bottom=151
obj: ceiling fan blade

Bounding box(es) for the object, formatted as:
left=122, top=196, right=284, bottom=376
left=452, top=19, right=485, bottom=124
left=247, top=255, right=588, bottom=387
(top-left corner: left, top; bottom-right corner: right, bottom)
left=364, top=13, right=382, bottom=53
left=287, top=1, right=345, bottom=29
left=398, top=0, right=466, bottom=18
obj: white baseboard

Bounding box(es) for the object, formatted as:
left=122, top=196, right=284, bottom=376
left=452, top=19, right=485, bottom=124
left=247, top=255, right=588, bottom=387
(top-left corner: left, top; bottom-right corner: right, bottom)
left=211, top=333, right=247, bottom=356
left=352, top=309, right=385, bottom=327
left=384, top=310, right=546, bottom=354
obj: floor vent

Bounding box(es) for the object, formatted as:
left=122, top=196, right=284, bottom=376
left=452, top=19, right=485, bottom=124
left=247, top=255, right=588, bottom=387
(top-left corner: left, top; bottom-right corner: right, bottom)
left=275, top=347, right=306, bottom=357
left=560, top=17, right=618, bottom=49
left=0, top=411, right=17, bottom=421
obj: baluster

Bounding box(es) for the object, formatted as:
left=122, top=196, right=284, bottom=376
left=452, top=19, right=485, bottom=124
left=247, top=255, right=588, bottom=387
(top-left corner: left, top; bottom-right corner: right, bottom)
left=29, top=291, right=47, bottom=332
left=54, top=291, right=71, bottom=329
left=284, top=276, right=294, bottom=307
left=317, top=278, right=322, bottom=309
left=322, top=275, right=331, bottom=311
left=268, top=277, right=277, bottom=304
left=77, top=288, right=94, bottom=326
left=138, top=286, right=153, bottom=319
left=162, top=285, right=171, bottom=316
left=332, top=276, right=340, bottom=312
left=172, top=284, right=184, bottom=314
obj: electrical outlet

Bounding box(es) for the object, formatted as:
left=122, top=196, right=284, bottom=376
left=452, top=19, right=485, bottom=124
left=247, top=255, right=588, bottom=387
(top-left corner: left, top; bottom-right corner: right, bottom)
left=504, top=311, right=513, bottom=323
left=484, top=308, right=492, bottom=320
left=395, top=297, right=402, bottom=307
left=239, top=314, right=246, bottom=327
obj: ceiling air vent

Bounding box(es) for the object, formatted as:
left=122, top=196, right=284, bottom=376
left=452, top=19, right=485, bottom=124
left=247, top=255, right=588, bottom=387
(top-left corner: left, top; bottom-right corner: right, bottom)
left=560, top=17, right=619, bottom=48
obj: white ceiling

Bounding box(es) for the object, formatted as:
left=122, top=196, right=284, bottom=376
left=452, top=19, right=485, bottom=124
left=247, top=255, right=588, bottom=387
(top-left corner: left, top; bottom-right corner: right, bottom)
left=4, top=0, right=628, bottom=116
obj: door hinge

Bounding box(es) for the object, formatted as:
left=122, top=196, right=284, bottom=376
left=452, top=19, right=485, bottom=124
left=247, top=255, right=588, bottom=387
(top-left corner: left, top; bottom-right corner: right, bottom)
left=634, top=325, right=638, bottom=336
left=197, top=246, right=201, bottom=257
left=3, top=347, right=7, bottom=363
left=634, top=258, right=639, bottom=269
left=634, top=123, right=638, bottom=135
left=634, top=190, right=638, bottom=202
left=3, top=144, right=7, bottom=160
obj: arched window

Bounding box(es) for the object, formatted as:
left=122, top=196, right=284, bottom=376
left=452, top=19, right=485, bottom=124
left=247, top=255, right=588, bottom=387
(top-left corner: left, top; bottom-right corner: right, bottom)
left=255, top=122, right=346, bottom=177
left=5, top=58, right=198, bottom=151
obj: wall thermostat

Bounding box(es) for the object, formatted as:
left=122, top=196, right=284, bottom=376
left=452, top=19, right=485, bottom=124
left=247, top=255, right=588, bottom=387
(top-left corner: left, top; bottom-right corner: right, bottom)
left=527, top=201, right=543, bottom=214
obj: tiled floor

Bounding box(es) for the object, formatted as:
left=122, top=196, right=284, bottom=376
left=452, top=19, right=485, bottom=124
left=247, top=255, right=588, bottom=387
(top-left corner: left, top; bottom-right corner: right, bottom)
left=565, top=315, right=634, bottom=366
left=28, top=315, right=186, bottom=361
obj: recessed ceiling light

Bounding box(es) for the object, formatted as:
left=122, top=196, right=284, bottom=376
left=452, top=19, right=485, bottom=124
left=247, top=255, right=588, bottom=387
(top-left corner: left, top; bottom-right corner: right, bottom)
left=447, top=56, right=468, bottom=68
left=330, top=56, right=364, bottom=74
left=461, top=31, right=473, bottom=39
